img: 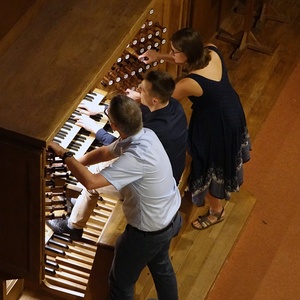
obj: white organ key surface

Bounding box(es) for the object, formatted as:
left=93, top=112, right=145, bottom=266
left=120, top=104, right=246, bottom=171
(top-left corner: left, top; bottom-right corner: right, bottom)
left=53, top=90, right=107, bottom=154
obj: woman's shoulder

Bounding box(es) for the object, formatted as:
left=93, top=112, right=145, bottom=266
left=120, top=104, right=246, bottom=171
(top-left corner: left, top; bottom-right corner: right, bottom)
left=172, top=76, right=203, bottom=100
left=205, top=43, right=218, bottom=50
left=206, top=44, right=223, bottom=58
left=205, top=43, right=217, bottom=48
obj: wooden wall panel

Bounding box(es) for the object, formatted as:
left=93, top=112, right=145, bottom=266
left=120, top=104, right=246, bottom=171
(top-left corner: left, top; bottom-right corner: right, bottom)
left=189, top=0, right=236, bottom=42
left=0, top=140, right=43, bottom=282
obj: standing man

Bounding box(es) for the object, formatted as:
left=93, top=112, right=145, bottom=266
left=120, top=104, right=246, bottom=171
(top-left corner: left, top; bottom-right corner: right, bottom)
left=48, top=95, right=182, bottom=300
left=75, top=70, right=188, bottom=185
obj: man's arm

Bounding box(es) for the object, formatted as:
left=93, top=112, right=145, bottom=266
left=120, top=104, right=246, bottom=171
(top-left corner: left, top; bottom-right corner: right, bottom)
left=63, top=155, right=110, bottom=190
left=48, top=142, right=115, bottom=190
left=95, top=128, right=117, bottom=145
left=77, top=144, right=115, bottom=166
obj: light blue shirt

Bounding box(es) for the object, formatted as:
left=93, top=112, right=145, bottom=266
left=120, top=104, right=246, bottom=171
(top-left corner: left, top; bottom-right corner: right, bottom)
left=100, top=128, right=181, bottom=231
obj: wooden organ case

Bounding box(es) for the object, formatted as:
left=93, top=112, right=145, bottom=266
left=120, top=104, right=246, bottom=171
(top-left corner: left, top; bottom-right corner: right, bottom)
left=0, top=0, right=186, bottom=299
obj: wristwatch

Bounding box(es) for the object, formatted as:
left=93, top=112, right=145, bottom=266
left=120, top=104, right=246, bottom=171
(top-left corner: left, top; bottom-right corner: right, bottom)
left=61, top=151, right=74, bottom=163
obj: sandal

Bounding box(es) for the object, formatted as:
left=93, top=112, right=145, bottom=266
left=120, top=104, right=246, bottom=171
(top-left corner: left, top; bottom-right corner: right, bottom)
left=191, top=206, right=225, bottom=230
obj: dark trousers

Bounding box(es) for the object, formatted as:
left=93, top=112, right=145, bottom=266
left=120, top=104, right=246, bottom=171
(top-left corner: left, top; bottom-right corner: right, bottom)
left=109, top=212, right=182, bottom=300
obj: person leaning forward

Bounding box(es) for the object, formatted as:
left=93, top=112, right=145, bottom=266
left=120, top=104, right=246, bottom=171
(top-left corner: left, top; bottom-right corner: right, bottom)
left=139, top=28, right=251, bottom=231
left=75, top=70, right=188, bottom=185
left=48, top=95, right=182, bottom=300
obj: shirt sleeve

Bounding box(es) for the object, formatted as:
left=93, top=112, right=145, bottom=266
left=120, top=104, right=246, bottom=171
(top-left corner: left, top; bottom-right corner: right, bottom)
left=95, top=128, right=117, bottom=145
left=100, top=151, right=144, bottom=190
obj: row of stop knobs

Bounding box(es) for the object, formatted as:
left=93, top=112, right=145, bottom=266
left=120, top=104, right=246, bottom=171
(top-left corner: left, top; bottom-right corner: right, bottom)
left=101, top=20, right=167, bottom=91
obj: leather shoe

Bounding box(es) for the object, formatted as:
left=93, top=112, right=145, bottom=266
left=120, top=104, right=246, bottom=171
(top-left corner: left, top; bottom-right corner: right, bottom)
left=46, top=217, right=83, bottom=239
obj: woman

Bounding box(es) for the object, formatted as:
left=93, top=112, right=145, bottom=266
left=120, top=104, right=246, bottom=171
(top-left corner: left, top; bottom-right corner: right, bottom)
left=139, top=28, right=251, bottom=230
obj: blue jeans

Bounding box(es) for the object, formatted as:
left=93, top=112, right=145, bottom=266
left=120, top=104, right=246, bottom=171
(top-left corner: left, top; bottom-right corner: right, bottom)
left=109, top=212, right=182, bottom=300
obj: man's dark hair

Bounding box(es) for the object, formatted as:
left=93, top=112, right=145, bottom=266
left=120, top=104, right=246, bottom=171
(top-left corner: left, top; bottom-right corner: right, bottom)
left=109, top=94, right=142, bottom=136
left=145, top=70, right=175, bottom=103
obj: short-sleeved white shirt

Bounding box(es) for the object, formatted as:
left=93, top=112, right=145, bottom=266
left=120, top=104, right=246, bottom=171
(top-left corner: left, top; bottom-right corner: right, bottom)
left=100, top=128, right=181, bottom=231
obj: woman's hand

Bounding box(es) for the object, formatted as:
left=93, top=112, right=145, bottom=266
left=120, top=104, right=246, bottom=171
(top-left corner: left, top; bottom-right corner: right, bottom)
left=138, top=49, right=159, bottom=64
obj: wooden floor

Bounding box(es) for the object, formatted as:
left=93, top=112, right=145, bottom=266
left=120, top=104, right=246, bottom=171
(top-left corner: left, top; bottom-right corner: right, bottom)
left=138, top=189, right=256, bottom=300
left=18, top=0, right=299, bottom=299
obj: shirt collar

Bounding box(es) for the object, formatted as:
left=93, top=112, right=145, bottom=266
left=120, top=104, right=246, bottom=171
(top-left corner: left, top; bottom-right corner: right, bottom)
left=117, top=128, right=145, bottom=146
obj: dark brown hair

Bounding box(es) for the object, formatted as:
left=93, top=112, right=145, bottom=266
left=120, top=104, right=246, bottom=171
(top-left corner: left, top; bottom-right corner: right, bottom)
left=170, top=28, right=211, bottom=72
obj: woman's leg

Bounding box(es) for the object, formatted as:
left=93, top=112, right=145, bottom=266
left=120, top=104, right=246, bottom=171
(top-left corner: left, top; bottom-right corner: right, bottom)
left=192, top=193, right=225, bottom=229
left=207, top=193, right=223, bottom=214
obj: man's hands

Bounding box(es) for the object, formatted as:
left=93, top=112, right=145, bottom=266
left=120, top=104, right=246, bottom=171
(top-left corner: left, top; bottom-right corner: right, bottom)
left=77, top=100, right=106, bottom=116
left=75, top=115, right=102, bottom=134
left=48, top=141, right=67, bottom=158
left=126, top=89, right=141, bottom=102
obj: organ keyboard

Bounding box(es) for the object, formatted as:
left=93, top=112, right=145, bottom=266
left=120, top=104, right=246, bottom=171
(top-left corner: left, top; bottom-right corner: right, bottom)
left=41, top=87, right=120, bottom=298
left=52, top=89, right=109, bottom=158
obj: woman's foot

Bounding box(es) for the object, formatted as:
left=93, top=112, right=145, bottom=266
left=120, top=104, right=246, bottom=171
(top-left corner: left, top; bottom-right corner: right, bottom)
left=192, top=206, right=225, bottom=230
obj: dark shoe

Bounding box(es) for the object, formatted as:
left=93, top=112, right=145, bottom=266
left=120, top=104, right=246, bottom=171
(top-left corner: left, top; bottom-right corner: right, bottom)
left=46, top=218, right=83, bottom=239
left=191, top=206, right=225, bottom=230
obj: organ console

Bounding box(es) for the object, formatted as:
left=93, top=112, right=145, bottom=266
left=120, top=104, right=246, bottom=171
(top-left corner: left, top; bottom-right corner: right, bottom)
left=0, top=0, right=177, bottom=299
left=1, top=0, right=259, bottom=298
left=0, top=0, right=198, bottom=297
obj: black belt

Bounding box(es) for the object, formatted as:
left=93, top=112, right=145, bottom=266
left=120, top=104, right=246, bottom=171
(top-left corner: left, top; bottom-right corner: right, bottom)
left=127, top=211, right=178, bottom=236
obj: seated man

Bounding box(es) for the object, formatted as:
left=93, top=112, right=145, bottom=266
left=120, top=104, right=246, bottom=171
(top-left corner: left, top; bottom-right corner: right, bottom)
left=47, top=95, right=182, bottom=300
left=76, top=70, right=188, bottom=184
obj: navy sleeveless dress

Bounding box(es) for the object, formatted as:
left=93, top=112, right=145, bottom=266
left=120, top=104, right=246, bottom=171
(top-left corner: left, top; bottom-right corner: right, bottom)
left=186, top=46, right=251, bottom=206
